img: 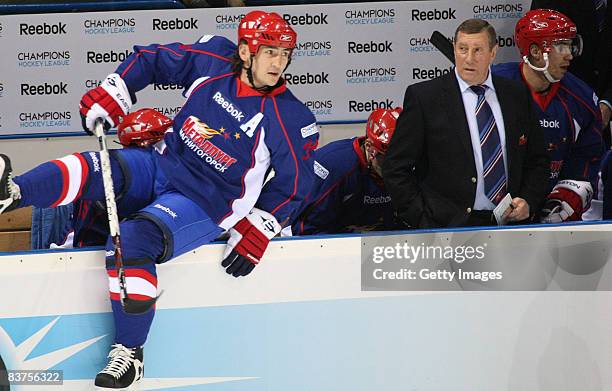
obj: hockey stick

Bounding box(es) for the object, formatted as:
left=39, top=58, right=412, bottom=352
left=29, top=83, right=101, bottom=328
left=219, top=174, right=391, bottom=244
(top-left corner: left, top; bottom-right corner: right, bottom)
left=94, top=120, right=160, bottom=314
left=430, top=30, right=455, bottom=65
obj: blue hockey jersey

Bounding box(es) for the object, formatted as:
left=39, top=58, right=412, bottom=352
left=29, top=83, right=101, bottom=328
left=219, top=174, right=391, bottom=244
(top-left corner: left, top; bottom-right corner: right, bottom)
left=292, top=137, right=395, bottom=235
left=492, top=62, right=604, bottom=193
left=115, top=35, right=318, bottom=230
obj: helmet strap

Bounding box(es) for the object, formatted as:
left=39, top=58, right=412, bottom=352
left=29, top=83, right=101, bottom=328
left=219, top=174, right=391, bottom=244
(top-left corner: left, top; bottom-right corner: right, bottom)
left=523, top=52, right=560, bottom=83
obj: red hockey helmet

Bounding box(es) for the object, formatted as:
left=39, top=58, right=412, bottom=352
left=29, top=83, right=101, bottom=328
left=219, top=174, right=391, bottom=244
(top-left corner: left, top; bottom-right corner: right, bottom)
left=238, top=10, right=267, bottom=42
left=117, top=108, right=172, bottom=147
left=240, top=11, right=297, bottom=55
left=515, top=9, right=581, bottom=57
left=365, top=107, right=402, bottom=155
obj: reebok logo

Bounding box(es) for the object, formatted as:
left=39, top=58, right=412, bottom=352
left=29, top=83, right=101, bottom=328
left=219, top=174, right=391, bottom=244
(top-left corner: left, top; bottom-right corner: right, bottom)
left=364, top=195, right=391, bottom=204
left=283, top=12, right=328, bottom=25
left=497, top=36, right=515, bottom=47
left=20, top=22, right=66, bottom=35
left=154, top=204, right=177, bottom=219
left=20, top=82, right=68, bottom=95
left=539, top=119, right=560, bottom=128
left=349, top=99, right=393, bottom=112
left=212, top=91, right=244, bottom=122
left=348, top=40, right=392, bottom=53
left=285, top=72, right=329, bottom=85
left=153, top=83, right=184, bottom=91
left=412, top=66, right=453, bottom=80
left=153, top=17, right=198, bottom=30
left=411, top=8, right=456, bottom=21
left=88, top=152, right=100, bottom=172
left=87, top=49, right=132, bottom=64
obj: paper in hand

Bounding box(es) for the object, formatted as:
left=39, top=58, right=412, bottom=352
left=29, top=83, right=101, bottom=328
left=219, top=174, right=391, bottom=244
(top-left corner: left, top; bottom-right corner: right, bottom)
left=493, top=193, right=513, bottom=225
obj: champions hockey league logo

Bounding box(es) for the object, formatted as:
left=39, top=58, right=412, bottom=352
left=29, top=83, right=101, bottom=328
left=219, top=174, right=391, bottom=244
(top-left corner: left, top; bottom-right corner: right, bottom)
left=472, top=3, right=523, bottom=19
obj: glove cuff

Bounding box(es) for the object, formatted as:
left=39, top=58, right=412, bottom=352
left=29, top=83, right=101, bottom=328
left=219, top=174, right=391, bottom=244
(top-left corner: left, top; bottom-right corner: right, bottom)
left=550, top=180, right=593, bottom=209
left=243, top=207, right=281, bottom=240
left=101, top=73, right=133, bottom=116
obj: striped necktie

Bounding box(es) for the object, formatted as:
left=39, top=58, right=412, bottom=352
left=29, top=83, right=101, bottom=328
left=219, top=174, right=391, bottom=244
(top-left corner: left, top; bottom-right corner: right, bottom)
left=470, top=85, right=507, bottom=204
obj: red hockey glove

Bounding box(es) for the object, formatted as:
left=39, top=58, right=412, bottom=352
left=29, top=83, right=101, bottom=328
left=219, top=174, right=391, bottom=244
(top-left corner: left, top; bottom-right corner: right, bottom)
left=221, top=208, right=281, bottom=277
left=79, top=73, right=133, bottom=135
left=540, top=180, right=593, bottom=223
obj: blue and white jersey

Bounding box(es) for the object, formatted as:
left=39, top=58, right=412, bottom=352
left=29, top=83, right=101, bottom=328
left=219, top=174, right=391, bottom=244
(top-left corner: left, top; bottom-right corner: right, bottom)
left=115, top=35, right=318, bottom=230
left=292, top=137, right=395, bottom=235
left=492, top=62, right=604, bottom=193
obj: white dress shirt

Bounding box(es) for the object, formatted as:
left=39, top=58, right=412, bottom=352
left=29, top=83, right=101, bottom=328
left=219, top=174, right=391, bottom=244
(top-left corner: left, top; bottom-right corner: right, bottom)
left=455, top=68, right=508, bottom=210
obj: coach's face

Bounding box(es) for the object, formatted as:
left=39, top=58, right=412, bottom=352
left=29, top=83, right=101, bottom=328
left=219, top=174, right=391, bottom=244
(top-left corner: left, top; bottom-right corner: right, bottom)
left=454, top=31, right=497, bottom=85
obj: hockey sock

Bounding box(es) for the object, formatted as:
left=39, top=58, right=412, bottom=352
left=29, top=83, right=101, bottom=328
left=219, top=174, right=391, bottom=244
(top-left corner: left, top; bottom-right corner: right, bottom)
left=106, top=218, right=164, bottom=347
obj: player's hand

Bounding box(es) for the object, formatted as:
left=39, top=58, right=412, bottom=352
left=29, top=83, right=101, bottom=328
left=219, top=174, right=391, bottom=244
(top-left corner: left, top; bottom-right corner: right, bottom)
left=221, top=208, right=281, bottom=277
left=79, top=73, right=133, bottom=135
left=504, top=197, right=530, bottom=222
left=599, top=102, right=612, bottom=126
left=540, top=180, right=593, bottom=223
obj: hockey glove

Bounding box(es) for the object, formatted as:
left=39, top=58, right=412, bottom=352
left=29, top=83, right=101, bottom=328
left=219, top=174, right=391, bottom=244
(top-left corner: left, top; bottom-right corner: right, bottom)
left=540, top=179, right=593, bottom=223
left=79, top=73, right=133, bottom=135
left=221, top=208, right=281, bottom=277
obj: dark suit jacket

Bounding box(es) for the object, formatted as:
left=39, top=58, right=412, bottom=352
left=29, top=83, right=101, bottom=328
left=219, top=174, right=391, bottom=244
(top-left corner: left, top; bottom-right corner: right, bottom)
left=531, top=0, right=612, bottom=102
left=382, top=72, right=550, bottom=229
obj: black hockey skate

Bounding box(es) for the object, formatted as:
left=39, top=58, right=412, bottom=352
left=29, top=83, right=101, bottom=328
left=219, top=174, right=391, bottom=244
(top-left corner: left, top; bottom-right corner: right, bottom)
left=0, top=154, right=20, bottom=215
left=95, top=344, right=144, bottom=390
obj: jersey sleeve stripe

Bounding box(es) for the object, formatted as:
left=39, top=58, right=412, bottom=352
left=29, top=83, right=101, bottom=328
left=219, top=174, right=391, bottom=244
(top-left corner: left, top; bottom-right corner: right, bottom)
left=559, top=85, right=602, bottom=123
left=270, top=96, right=299, bottom=215
left=312, top=163, right=359, bottom=208
left=186, top=48, right=232, bottom=62
left=187, top=72, right=234, bottom=100
left=119, top=47, right=183, bottom=79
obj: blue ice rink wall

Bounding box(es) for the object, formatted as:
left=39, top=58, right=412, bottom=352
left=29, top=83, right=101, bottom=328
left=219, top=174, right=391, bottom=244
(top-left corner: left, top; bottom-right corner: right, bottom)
left=0, top=224, right=611, bottom=390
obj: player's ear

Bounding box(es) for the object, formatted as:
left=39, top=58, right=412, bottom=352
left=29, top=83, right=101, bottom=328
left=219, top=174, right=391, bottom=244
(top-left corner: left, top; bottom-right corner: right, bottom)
left=239, top=43, right=251, bottom=64
left=529, top=44, right=542, bottom=61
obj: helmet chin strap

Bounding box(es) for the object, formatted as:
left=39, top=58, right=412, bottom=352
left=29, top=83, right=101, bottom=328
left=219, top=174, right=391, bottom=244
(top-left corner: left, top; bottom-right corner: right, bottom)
left=523, top=52, right=560, bottom=83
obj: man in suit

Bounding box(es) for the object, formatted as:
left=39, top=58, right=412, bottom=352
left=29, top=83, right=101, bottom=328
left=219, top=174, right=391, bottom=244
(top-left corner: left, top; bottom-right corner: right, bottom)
left=383, top=19, right=550, bottom=229
left=531, top=0, right=612, bottom=139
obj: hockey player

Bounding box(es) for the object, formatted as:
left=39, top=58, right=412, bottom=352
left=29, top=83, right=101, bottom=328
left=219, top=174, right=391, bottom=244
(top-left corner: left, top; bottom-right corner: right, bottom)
left=492, top=9, right=604, bottom=223
left=292, top=108, right=401, bottom=235
left=0, top=11, right=318, bottom=390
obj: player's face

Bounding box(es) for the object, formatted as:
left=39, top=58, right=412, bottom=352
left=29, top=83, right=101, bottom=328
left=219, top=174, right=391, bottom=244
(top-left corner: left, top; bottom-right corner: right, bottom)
left=250, top=46, right=291, bottom=88
left=454, top=31, right=498, bottom=85
left=365, top=141, right=385, bottom=177
left=546, top=40, right=574, bottom=80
